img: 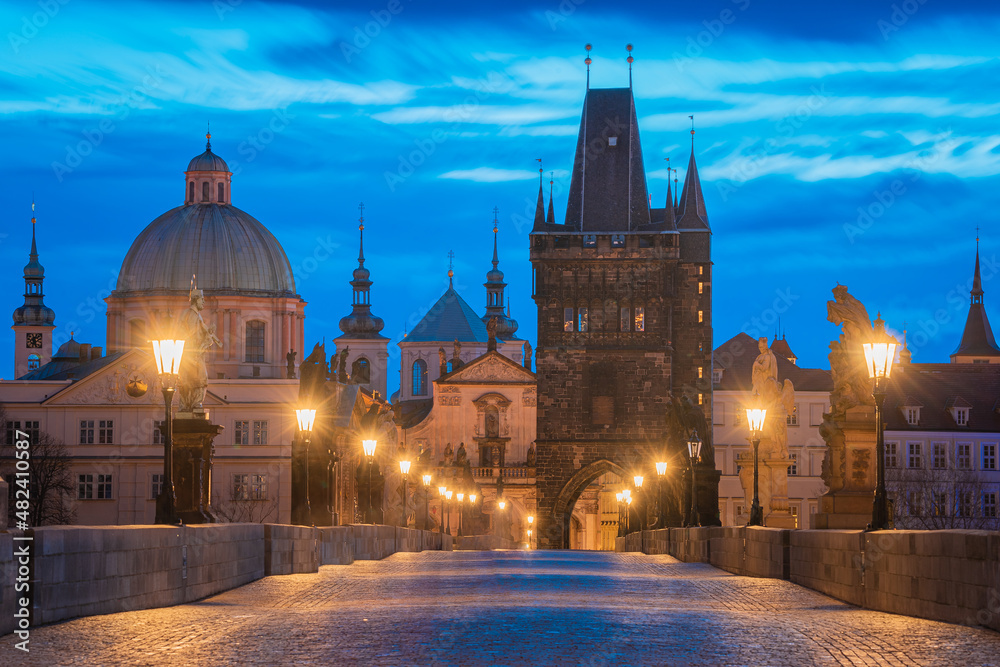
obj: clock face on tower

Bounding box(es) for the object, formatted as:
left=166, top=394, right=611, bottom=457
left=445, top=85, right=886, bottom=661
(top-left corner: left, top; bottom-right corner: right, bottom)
left=26, top=333, right=43, bottom=349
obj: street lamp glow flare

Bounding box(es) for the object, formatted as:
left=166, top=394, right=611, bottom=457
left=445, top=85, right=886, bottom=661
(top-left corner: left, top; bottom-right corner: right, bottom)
left=655, top=461, right=667, bottom=476
left=152, top=339, right=185, bottom=376
left=295, top=408, right=316, bottom=433
left=362, top=439, right=377, bottom=457
left=399, top=460, right=411, bottom=475
left=633, top=475, right=643, bottom=488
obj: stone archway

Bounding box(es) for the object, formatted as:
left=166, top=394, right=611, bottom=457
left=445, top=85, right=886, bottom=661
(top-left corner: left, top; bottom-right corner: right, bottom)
left=552, top=459, right=628, bottom=550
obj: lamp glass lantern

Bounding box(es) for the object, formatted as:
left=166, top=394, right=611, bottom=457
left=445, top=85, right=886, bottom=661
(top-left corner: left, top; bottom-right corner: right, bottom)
left=438, top=486, right=447, bottom=497
left=457, top=492, right=464, bottom=502
left=152, top=339, right=185, bottom=376
left=295, top=408, right=316, bottom=433
left=746, top=407, right=767, bottom=434
left=399, top=460, right=412, bottom=475
left=687, top=432, right=703, bottom=460
left=422, top=474, right=432, bottom=486
left=445, top=490, right=453, bottom=500
left=362, top=439, right=377, bottom=458
left=469, top=493, right=477, bottom=504
left=655, top=461, right=667, bottom=476
left=863, top=340, right=897, bottom=379
left=498, top=499, right=506, bottom=510
left=527, top=515, right=534, bottom=525
left=633, top=475, right=644, bottom=488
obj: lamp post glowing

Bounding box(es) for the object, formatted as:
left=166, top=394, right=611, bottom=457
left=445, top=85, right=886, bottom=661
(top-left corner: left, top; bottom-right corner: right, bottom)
left=864, top=315, right=897, bottom=532
left=655, top=461, right=667, bottom=528
left=622, top=489, right=631, bottom=533
left=526, top=528, right=532, bottom=549
left=295, top=408, right=317, bottom=524
left=686, top=430, right=703, bottom=527
left=445, top=490, right=453, bottom=535
left=438, top=486, right=447, bottom=534
left=152, top=338, right=185, bottom=525
left=615, top=491, right=624, bottom=537
left=457, top=491, right=465, bottom=536
left=362, top=438, right=377, bottom=524
left=746, top=402, right=767, bottom=526
left=633, top=475, right=644, bottom=531
left=399, top=459, right=411, bottom=527
left=422, top=474, right=432, bottom=531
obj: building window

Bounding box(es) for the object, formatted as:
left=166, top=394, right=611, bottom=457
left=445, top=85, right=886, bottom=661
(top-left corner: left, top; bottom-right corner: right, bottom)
left=151, top=473, right=164, bottom=500
left=931, top=492, right=948, bottom=517
left=634, top=307, right=644, bottom=332
left=412, top=359, right=428, bottom=396
left=905, top=407, right=920, bottom=426
left=712, top=369, right=723, bottom=385
left=27, top=354, right=40, bottom=370
left=6, top=420, right=40, bottom=445
left=253, top=420, right=268, bottom=445
left=577, top=307, right=589, bottom=333
left=885, top=441, right=898, bottom=468
left=234, top=420, right=249, bottom=445
left=698, top=282, right=703, bottom=294
left=957, top=442, right=972, bottom=469
left=217, top=182, right=225, bottom=202
left=611, top=234, right=625, bottom=247
left=788, top=453, right=798, bottom=476
left=956, top=491, right=973, bottom=518
left=954, top=408, right=969, bottom=426
left=698, top=367, right=703, bottom=379
left=983, top=443, right=997, bottom=470
left=80, top=420, right=95, bottom=444
left=98, top=420, right=114, bottom=444
left=907, top=491, right=922, bottom=516
left=786, top=404, right=799, bottom=426
left=583, top=234, right=597, bottom=248
left=984, top=492, right=998, bottom=518
left=698, top=310, right=704, bottom=323
left=698, top=393, right=703, bottom=405
left=201, top=181, right=209, bottom=202
left=620, top=307, right=630, bottom=332
left=931, top=442, right=947, bottom=470
left=907, top=442, right=923, bottom=469
left=188, top=181, right=195, bottom=202
left=152, top=420, right=164, bottom=445
left=78, top=474, right=112, bottom=500
left=564, top=307, right=574, bottom=332
left=232, top=473, right=268, bottom=501
left=245, top=321, right=265, bottom=363
left=354, top=357, right=371, bottom=384
left=592, top=396, right=614, bottom=426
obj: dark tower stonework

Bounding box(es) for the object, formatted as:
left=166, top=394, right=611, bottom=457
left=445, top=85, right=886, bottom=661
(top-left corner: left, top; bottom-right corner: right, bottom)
left=531, top=86, right=718, bottom=549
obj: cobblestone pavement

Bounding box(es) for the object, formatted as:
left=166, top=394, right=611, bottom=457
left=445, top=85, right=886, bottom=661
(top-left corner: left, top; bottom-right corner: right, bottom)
left=8, top=550, right=1000, bottom=666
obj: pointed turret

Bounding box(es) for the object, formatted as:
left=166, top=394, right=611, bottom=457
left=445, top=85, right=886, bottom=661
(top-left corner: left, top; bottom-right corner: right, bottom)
left=951, top=240, right=1000, bottom=362
left=483, top=210, right=519, bottom=340
left=338, top=208, right=385, bottom=340
left=546, top=174, right=555, bottom=224
left=677, top=133, right=709, bottom=230
left=533, top=167, right=546, bottom=228
left=663, top=165, right=676, bottom=228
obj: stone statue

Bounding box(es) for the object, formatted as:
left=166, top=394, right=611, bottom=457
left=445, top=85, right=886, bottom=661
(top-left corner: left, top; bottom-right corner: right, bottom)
left=442, top=442, right=454, bottom=466
left=337, top=346, right=350, bottom=383
left=286, top=349, right=296, bottom=379
left=526, top=442, right=536, bottom=467
left=177, top=281, right=222, bottom=413
left=751, top=337, right=778, bottom=398
left=452, top=339, right=462, bottom=369
left=826, top=285, right=876, bottom=416
left=299, top=343, right=329, bottom=404
left=523, top=341, right=532, bottom=371
left=455, top=442, right=468, bottom=467
left=438, top=347, right=448, bottom=375
left=486, top=317, right=498, bottom=352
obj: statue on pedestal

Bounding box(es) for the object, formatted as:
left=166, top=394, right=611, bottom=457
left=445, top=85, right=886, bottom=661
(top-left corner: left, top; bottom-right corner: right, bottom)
left=438, top=347, right=448, bottom=375
left=442, top=442, right=454, bottom=466
left=286, top=349, right=296, bottom=379
left=177, top=280, right=221, bottom=414
left=526, top=442, right=536, bottom=467
left=523, top=341, right=533, bottom=371
left=337, top=346, right=350, bottom=384
left=486, top=317, right=498, bottom=352
left=455, top=442, right=468, bottom=467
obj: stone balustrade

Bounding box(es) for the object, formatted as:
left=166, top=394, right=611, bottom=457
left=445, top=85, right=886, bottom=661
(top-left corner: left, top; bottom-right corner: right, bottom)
left=616, top=526, right=1000, bottom=633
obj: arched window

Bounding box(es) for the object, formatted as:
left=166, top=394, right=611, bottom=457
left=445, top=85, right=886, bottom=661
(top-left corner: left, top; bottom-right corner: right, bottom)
left=245, top=321, right=265, bottom=363
left=202, top=181, right=209, bottom=202
left=351, top=356, right=371, bottom=384
left=129, top=319, right=146, bottom=348
left=188, top=182, right=194, bottom=203
left=27, top=354, right=40, bottom=371
left=412, top=359, right=428, bottom=396
left=217, top=182, right=225, bottom=202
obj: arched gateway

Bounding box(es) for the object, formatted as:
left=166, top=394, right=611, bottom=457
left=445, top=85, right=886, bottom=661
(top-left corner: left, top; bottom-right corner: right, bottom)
left=529, top=80, right=721, bottom=549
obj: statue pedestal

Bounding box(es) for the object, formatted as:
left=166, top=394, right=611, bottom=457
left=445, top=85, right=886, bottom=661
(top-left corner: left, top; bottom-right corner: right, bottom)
left=738, top=454, right=795, bottom=527
left=172, top=416, right=223, bottom=524
left=813, top=405, right=875, bottom=529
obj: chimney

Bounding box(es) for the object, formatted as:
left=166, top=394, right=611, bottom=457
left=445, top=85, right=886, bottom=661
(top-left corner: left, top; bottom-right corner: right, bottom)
left=79, top=343, right=92, bottom=362
left=91, top=346, right=103, bottom=361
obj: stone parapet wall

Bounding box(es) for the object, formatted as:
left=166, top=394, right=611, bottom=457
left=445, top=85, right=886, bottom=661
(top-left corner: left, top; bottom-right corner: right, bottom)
left=456, top=535, right=521, bottom=550
left=1, top=524, right=450, bottom=635
left=617, top=526, right=1000, bottom=632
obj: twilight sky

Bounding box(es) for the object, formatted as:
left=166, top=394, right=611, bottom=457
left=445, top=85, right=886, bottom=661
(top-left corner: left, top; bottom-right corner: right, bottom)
left=2, top=0, right=999, bottom=388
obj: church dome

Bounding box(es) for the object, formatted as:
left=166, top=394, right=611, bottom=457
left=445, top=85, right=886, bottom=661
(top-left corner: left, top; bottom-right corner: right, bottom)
left=115, top=204, right=297, bottom=296
left=187, top=149, right=229, bottom=172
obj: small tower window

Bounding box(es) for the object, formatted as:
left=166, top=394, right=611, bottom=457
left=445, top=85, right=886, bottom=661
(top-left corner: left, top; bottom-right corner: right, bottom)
left=577, top=307, right=589, bottom=333
left=620, top=307, right=630, bottom=332
left=27, top=354, right=40, bottom=371
left=188, top=182, right=194, bottom=203
left=217, top=182, right=225, bottom=202
left=352, top=357, right=371, bottom=384
left=202, top=181, right=210, bottom=202
left=564, top=307, right=574, bottom=332
left=412, top=359, right=428, bottom=396
left=245, top=320, right=265, bottom=363
left=634, top=306, right=645, bottom=332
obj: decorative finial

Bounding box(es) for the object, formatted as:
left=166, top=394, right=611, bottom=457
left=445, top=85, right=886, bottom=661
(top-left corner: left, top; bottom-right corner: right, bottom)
left=447, top=250, right=455, bottom=288
left=206, top=122, right=212, bottom=151
left=492, top=206, right=499, bottom=234
left=626, top=43, right=633, bottom=88
left=358, top=201, right=365, bottom=230
left=689, top=114, right=695, bottom=145
left=584, top=43, right=592, bottom=89
left=31, top=198, right=36, bottom=225
left=358, top=202, right=366, bottom=264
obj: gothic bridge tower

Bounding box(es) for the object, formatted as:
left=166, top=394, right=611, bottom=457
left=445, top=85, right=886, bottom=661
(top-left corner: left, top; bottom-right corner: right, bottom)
left=530, top=73, right=718, bottom=548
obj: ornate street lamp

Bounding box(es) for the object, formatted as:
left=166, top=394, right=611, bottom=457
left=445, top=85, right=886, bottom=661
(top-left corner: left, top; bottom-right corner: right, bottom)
left=399, top=459, right=411, bottom=527
left=295, top=408, right=317, bottom=524
left=526, top=528, right=533, bottom=549
left=445, top=490, right=453, bottom=535
left=615, top=491, right=624, bottom=537
left=746, top=401, right=767, bottom=526
left=438, top=485, right=447, bottom=534
left=686, top=430, right=703, bottom=527
left=864, top=315, right=897, bottom=531
left=622, top=489, right=631, bottom=533
left=457, top=491, right=465, bottom=536
left=152, top=338, right=184, bottom=525
left=655, top=461, right=668, bottom=528
left=422, top=473, right=432, bottom=530
left=362, top=438, right=377, bottom=524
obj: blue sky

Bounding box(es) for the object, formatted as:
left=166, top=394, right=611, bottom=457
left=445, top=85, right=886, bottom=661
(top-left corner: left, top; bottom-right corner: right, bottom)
left=2, top=0, right=999, bottom=387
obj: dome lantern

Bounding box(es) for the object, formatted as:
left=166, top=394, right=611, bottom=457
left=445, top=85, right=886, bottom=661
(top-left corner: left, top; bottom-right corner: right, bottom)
left=184, top=130, right=232, bottom=205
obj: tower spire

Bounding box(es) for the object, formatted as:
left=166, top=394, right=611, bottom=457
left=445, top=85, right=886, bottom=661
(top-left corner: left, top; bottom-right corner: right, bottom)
left=358, top=201, right=366, bottom=265
left=584, top=43, right=592, bottom=90
left=13, top=200, right=56, bottom=376
left=483, top=208, right=518, bottom=340
left=972, top=230, right=983, bottom=303
left=951, top=236, right=1000, bottom=362
left=546, top=172, right=555, bottom=224
left=447, top=250, right=455, bottom=289
left=533, top=159, right=545, bottom=227
left=626, top=43, right=634, bottom=89
left=338, top=204, right=385, bottom=341
left=677, top=117, right=709, bottom=229
left=206, top=122, right=212, bottom=151
left=663, top=158, right=675, bottom=227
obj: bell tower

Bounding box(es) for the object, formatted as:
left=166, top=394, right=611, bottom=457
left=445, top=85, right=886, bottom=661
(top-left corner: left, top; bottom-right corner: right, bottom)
left=11, top=203, right=56, bottom=378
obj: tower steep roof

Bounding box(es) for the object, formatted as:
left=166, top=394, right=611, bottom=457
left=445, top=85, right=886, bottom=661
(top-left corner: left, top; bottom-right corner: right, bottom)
left=951, top=244, right=1000, bottom=360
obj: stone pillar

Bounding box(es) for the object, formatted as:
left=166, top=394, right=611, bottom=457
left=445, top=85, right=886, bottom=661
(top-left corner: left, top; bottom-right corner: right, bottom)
left=762, top=457, right=797, bottom=528
left=812, top=405, right=876, bottom=529
left=172, top=417, right=224, bottom=524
